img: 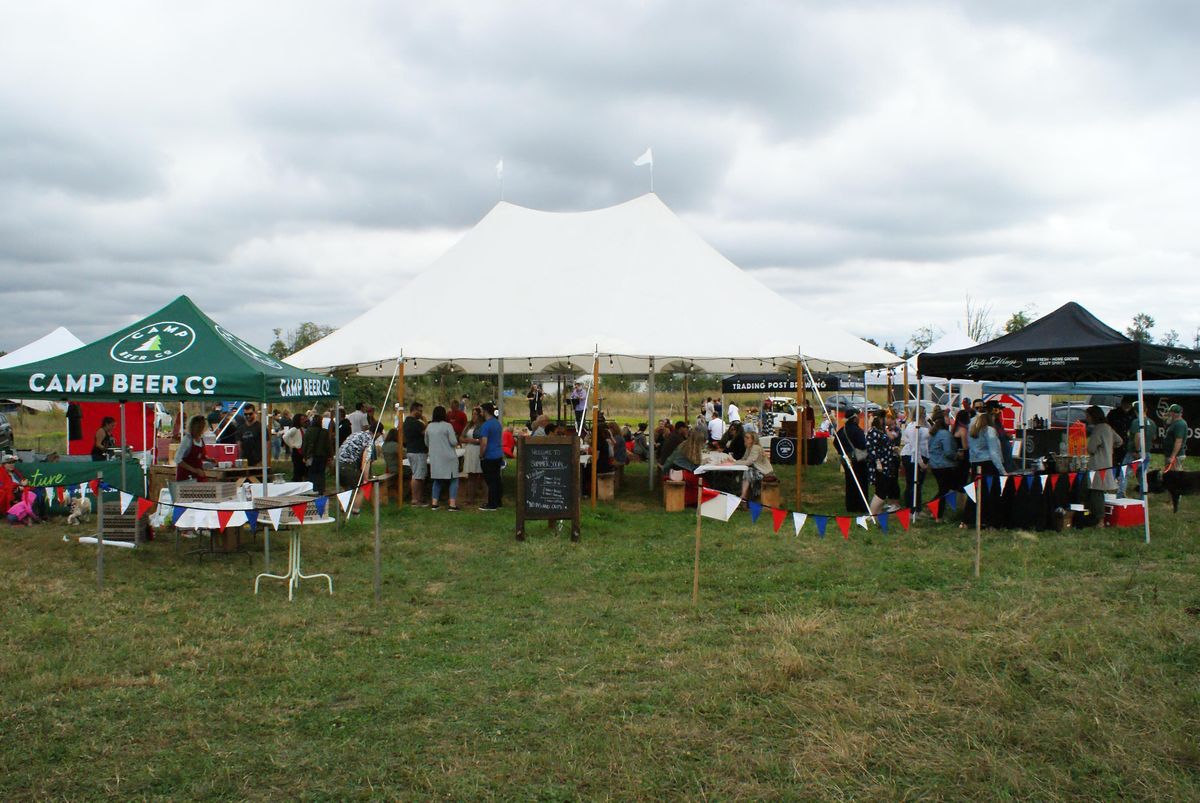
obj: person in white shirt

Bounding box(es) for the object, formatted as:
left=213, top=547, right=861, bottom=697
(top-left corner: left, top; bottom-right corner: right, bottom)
left=727, top=401, right=741, bottom=423
left=704, top=398, right=715, bottom=419
left=707, top=414, right=725, bottom=444
left=346, top=402, right=369, bottom=434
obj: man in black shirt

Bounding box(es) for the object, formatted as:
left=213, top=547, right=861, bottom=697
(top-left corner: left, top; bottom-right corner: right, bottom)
left=403, top=402, right=427, bottom=506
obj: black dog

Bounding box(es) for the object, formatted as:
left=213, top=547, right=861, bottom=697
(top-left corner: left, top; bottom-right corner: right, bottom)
left=1146, top=469, right=1200, bottom=513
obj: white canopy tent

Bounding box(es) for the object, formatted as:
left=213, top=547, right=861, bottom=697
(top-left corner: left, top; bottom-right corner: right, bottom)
left=866, top=329, right=978, bottom=386
left=0, top=327, right=86, bottom=412
left=289, top=194, right=900, bottom=376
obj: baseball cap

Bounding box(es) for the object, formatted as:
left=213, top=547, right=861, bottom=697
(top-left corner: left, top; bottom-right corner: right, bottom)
left=1168, top=403, right=1183, bottom=414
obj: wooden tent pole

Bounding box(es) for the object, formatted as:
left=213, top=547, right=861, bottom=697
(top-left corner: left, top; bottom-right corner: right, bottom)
left=397, top=358, right=406, bottom=509
left=590, top=353, right=599, bottom=507
left=795, top=356, right=802, bottom=509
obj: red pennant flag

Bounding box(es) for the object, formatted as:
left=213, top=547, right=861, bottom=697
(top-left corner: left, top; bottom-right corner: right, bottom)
left=771, top=508, right=787, bottom=532
left=927, top=498, right=942, bottom=519
left=89, top=479, right=100, bottom=495
left=1068, top=472, right=1078, bottom=488
left=1049, top=473, right=1060, bottom=491
left=362, top=483, right=373, bottom=502
left=700, top=488, right=720, bottom=502
left=216, top=508, right=235, bottom=532
left=1013, top=475, right=1024, bottom=491
left=896, top=508, right=911, bottom=530
left=136, top=497, right=155, bottom=520
left=1098, top=468, right=1108, bottom=482
left=836, top=516, right=851, bottom=539
left=291, top=502, right=308, bottom=525
left=55, top=486, right=66, bottom=504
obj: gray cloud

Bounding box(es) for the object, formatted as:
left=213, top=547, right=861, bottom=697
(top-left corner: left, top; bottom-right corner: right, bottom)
left=0, top=0, right=1197, bottom=354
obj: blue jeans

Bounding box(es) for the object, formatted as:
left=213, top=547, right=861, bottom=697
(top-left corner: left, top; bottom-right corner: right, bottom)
left=431, top=476, right=459, bottom=504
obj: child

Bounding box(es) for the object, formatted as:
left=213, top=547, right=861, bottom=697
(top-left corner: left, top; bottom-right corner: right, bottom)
left=7, top=484, right=39, bottom=526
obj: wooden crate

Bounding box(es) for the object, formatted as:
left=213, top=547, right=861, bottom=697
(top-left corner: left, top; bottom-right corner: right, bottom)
left=100, top=501, right=148, bottom=545
left=147, top=466, right=176, bottom=508
left=168, top=481, right=242, bottom=504
left=255, top=495, right=321, bottom=525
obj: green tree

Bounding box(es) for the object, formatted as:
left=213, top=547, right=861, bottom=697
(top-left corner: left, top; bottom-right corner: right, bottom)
left=1126, top=313, right=1155, bottom=343
left=1161, top=329, right=1180, bottom=347
left=905, top=326, right=941, bottom=356
left=965, top=295, right=997, bottom=342
left=1003, top=306, right=1035, bottom=334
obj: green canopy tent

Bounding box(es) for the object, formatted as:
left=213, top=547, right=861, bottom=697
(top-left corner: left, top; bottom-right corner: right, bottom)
left=0, top=295, right=339, bottom=587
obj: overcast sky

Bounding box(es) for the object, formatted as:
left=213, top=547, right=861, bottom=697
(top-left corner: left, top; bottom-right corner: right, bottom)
left=2, top=1, right=1198, bottom=357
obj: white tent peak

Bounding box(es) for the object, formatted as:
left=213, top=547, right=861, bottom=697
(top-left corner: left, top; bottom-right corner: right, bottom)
left=288, top=193, right=901, bottom=376
left=0, top=327, right=86, bottom=411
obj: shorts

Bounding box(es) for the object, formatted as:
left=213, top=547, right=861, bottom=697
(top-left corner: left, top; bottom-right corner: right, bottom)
left=408, top=452, right=429, bottom=480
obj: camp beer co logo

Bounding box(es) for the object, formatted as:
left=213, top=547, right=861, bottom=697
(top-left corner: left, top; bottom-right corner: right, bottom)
left=110, top=321, right=196, bottom=363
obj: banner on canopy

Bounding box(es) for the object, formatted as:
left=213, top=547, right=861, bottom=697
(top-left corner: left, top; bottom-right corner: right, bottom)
left=721, top=373, right=862, bottom=394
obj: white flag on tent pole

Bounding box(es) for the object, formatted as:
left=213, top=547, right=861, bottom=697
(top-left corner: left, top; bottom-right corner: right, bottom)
left=633, top=148, right=653, bottom=166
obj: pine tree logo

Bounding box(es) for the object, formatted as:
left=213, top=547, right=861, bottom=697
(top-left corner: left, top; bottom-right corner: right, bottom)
left=110, top=321, right=196, bottom=364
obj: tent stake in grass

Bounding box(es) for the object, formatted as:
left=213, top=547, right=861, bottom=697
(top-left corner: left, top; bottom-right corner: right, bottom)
left=974, top=473, right=982, bottom=578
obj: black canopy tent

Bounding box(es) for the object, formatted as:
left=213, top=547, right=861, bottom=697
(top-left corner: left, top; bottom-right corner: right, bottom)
left=918, top=301, right=1200, bottom=543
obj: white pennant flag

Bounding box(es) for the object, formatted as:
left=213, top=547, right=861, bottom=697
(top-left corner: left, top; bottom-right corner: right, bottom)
left=963, top=483, right=977, bottom=503
left=337, top=490, right=354, bottom=513
left=725, top=493, right=742, bottom=520
left=998, top=476, right=1008, bottom=492
left=792, top=512, right=807, bottom=535
left=1089, top=470, right=1097, bottom=483
left=700, top=490, right=740, bottom=522
left=495, top=159, right=503, bottom=179
left=856, top=515, right=870, bottom=530
left=633, top=147, right=653, bottom=166
left=119, top=491, right=133, bottom=514
left=266, top=507, right=283, bottom=530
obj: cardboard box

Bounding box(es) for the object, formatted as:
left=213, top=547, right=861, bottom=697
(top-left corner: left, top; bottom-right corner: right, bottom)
left=1105, top=499, right=1145, bottom=527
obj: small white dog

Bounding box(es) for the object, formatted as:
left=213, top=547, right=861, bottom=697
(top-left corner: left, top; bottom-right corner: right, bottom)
left=67, top=495, right=92, bottom=526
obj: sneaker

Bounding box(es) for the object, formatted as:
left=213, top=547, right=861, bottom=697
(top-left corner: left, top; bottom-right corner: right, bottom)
left=447, top=506, right=459, bottom=512
left=884, top=503, right=901, bottom=513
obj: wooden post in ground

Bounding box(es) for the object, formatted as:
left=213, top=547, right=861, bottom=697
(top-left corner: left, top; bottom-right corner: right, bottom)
left=96, top=471, right=105, bottom=592
left=693, top=476, right=703, bottom=605
left=373, top=478, right=381, bottom=603
left=795, top=357, right=803, bottom=509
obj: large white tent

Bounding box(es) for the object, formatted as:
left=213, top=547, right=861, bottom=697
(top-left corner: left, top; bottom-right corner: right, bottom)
left=289, top=194, right=900, bottom=376
left=0, top=327, right=86, bottom=412
left=866, top=329, right=978, bottom=386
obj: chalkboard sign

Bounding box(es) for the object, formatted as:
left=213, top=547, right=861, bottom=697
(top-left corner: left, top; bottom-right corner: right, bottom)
left=516, top=435, right=581, bottom=541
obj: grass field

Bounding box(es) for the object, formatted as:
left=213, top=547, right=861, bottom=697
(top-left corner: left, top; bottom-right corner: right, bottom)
left=2, top=459, right=1199, bottom=799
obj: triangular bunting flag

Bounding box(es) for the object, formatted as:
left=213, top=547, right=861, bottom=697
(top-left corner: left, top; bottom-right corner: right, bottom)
left=361, top=482, right=372, bottom=502
left=1012, top=475, right=1023, bottom=491
left=337, top=490, right=354, bottom=512
left=856, top=515, right=870, bottom=530
left=245, top=510, right=259, bottom=532
left=135, top=497, right=155, bottom=520
left=291, top=502, right=308, bottom=525
left=216, top=508, right=235, bottom=532
left=267, top=507, right=283, bottom=530
left=896, top=508, right=911, bottom=530
left=700, top=492, right=731, bottom=521
left=748, top=501, right=763, bottom=523
left=119, top=492, right=133, bottom=514
left=1049, top=473, right=1060, bottom=491
left=985, top=475, right=995, bottom=493
left=771, top=508, right=787, bottom=533
left=725, top=494, right=742, bottom=520
left=878, top=512, right=890, bottom=532
left=1068, top=472, right=1078, bottom=488
left=814, top=515, right=828, bottom=537
left=997, top=475, right=1007, bottom=493
left=964, top=483, right=977, bottom=503
left=1113, top=465, right=1122, bottom=481
left=836, top=516, right=851, bottom=539
left=1030, top=474, right=1041, bottom=493
left=55, top=486, right=66, bottom=504
left=792, top=512, right=807, bottom=535
left=927, top=498, right=942, bottom=519
left=1088, top=470, right=1096, bottom=484
left=173, top=505, right=186, bottom=523
left=314, top=497, right=328, bottom=517
left=947, top=491, right=957, bottom=510
left=89, top=479, right=100, bottom=496
left=42, top=487, right=53, bottom=503
left=1098, top=468, right=1108, bottom=483
left=699, top=487, right=720, bottom=503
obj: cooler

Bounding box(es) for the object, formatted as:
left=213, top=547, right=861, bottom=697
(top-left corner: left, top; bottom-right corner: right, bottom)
left=204, top=444, right=240, bottom=462
left=1104, top=498, right=1145, bottom=528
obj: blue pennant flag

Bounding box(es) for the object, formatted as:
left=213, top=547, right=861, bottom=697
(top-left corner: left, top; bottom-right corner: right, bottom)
left=878, top=512, right=889, bottom=533
left=747, top=500, right=762, bottom=523
left=946, top=491, right=957, bottom=511
left=245, top=509, right=259, bottom=532
left=814, top=515, right=828, bottom=538
left=985, top=475, right=995, bottom=493
left=314, top=497, right=328, bottom=517
left=1113, top=465, right=1123, bottom=481
left=173, top=505, right=186, bottom=523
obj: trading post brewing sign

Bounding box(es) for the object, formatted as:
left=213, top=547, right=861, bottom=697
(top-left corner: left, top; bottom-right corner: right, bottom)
left=721, top=373, right=860, bottom=394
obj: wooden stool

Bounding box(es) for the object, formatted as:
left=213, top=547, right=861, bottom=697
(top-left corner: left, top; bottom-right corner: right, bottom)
left=760, top=476, right=781, bottom=508
left=614, top=463, right=625, bottom=491
left=663, top=480, right=686, bottom=512
left=597, top=472, right=615, bottom=501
